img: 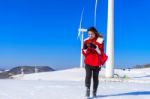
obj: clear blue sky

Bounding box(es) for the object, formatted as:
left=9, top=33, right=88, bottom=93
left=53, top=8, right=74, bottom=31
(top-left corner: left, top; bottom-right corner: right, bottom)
left=0, top=0, right=150, bottom=69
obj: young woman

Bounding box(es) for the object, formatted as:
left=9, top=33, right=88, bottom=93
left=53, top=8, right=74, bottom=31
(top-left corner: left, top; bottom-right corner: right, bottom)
left=82, top=27, right=108, bottom=98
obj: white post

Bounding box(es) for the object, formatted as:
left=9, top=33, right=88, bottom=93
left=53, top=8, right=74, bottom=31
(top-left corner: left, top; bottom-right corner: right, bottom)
left=105, top=0, right=114, bottom=78
left=35, top=65, right=38, bottom=73
left=21, top=66, right=24, bottom=75
left=80, top=32, right=84, bottom=68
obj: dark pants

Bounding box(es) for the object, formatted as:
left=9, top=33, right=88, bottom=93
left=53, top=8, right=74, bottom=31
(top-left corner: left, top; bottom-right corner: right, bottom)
left=85, top=64, right=101, bottom=91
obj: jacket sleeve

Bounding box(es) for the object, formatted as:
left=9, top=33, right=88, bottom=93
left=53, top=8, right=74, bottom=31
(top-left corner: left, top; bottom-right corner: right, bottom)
left=82, top=41, right=87, bottom=57
left=95, top=37, right=108, bottom=65
left=82, top=48, right=87, bottom=57
left=82, top=40, right=95, bottom=57
left=95, top=37, right=104, bottom=54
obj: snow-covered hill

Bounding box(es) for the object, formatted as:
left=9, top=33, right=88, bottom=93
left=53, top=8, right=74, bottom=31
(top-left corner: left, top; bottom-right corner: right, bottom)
left=0, top=68, right=150, bottom=99
left=13, top=67, right=150, bottom=83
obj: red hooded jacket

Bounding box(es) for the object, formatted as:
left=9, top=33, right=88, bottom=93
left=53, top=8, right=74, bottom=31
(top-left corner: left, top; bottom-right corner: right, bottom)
left=82, top=36, right=108, bottom=67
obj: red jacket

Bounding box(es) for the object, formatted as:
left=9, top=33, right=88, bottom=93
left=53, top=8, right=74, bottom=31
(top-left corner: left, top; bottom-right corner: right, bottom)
left=82, top=36, right=108, bottom=67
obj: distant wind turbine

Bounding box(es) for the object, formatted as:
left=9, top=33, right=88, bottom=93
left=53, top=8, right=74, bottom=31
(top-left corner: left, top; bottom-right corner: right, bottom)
left=34, top=65, right=38, bottom=73
left=21, top=66, right=24, bottom=75
left=77, top=0, right=99, bottom=68
left=77, top=8, right=87, bottom=68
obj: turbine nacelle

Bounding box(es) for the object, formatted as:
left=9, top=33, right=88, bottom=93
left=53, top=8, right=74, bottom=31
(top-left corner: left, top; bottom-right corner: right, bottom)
left=78, top=28, right=87, bottom=33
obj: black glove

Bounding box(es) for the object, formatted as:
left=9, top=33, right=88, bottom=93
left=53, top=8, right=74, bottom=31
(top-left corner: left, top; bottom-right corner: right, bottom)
left=88, top=43, right=96, bottom=49
left=83, top=43, right=88, bottom=49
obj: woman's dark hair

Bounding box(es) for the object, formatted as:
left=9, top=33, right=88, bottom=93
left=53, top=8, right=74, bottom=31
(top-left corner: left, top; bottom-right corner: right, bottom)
left=87, top=27, right=101, bottom=38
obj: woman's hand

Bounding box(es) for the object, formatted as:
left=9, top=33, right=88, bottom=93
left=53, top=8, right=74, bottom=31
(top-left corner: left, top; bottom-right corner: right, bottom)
left=88, top=43, right=96, bottom=49
left=83, top=44, right=88, bottom=49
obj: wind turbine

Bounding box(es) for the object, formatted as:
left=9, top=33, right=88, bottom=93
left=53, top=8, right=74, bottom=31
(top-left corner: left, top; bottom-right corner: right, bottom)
left=77, top=0, right=99, bottom=68
left=77, top=8, right=87, bottom=68
left=105, top=0, right=114, bottom=78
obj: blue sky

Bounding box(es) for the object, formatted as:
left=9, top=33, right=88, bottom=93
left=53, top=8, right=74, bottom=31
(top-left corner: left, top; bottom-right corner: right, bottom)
left=0, top=0, right=150, bottom=69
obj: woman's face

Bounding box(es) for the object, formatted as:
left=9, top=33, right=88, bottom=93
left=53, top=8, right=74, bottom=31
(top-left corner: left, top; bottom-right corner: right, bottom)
left=88, top=31, right=96, bottom=39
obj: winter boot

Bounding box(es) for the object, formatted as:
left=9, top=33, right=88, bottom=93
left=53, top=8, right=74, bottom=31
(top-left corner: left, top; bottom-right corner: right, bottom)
left=85, top=87, right=90, bottom=97
left=92, top=89, right=97, bottom=97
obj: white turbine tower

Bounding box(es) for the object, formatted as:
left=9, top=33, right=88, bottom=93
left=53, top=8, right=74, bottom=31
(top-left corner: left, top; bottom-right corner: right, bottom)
left=105, top=0, right=114, bottom=78
left=77, top=8, right=87, bottom=68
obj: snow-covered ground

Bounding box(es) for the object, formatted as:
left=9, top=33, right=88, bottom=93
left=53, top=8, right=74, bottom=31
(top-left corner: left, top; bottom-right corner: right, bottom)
left=0, top=68, right=150, bottom=99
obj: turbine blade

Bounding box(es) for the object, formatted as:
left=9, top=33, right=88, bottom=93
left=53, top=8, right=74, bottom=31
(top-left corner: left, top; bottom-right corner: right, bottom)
left=77, top=8, right=84, bottom=40
left=94, top=0, right=98, bottom=27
